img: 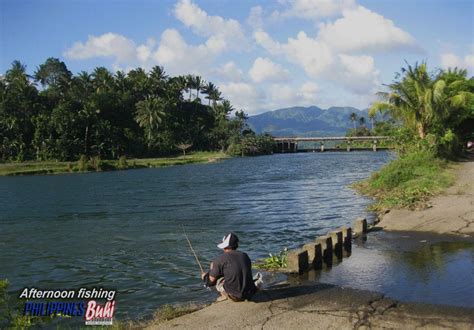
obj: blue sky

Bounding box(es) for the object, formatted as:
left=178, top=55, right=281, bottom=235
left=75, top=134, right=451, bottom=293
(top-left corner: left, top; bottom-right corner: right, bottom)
left=1, top=0, right=473, bottom=114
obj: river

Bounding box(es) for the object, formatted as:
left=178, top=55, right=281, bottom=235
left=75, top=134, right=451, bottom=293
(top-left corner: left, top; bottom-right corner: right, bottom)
left=2, top=151, right=472, bottom=322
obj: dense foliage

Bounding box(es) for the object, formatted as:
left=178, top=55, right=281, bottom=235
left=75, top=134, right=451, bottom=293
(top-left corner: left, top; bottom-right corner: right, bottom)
left=370, top=63, right=473, bottom=158
left=356, top=63, right=473, bottom=210
left=0, top=58, right=272, bottom=162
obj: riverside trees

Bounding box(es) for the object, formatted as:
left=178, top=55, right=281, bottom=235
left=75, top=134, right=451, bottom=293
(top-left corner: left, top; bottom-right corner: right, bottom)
left=369, top=62, right=473, bottom=157
left=0, top=58, right=269, bottom=161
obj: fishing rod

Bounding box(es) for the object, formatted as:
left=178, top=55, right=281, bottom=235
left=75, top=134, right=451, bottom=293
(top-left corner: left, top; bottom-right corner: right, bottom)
left=182, top=225, right=205, bottom=274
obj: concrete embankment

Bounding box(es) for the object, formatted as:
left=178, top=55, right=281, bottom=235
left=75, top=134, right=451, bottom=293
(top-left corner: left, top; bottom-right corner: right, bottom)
left=149, top=284, right=474, bottom=329
left=378, top=158, right=474, bottom=236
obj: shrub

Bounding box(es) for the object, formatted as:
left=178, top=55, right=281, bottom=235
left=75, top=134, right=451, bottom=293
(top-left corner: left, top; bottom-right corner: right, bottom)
left=254, top=248, right=288, bottom=270
left=90, top=156, right=104, bottom=171
left=77, top=154, right=89, bottom=171
left=117, top=155, right=128, bottom=169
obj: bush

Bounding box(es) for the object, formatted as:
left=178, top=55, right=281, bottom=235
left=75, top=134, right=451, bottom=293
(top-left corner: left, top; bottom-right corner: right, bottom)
left=77, top=154, right=89, bottom=171
left=117, top=155, right=128, bottom=169
left=355, top=149, right=454, bottom=210
left=90, top=156, right=104, bottom=171
left=254, top=248, right=288, bottom=270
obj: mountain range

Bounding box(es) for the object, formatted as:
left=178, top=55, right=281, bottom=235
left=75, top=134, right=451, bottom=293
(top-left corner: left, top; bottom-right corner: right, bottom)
left=247, top=106, right=370, bottom=137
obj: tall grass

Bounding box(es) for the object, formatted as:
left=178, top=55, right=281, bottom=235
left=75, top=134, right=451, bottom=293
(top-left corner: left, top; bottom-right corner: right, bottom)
left=354, top=150, right=454, bottom=210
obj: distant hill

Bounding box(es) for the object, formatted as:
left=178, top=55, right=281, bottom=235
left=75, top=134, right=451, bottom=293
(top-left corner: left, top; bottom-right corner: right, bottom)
left=247, top=106, right=370, bottom=137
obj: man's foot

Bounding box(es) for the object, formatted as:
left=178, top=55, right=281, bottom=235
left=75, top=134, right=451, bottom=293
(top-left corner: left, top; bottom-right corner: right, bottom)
left=216, top=295, right=227, bottom=302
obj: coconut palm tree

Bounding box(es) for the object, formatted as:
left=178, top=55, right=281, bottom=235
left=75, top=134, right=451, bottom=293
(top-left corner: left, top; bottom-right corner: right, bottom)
left=350, top=112, right=357, bottom=130
left=135, top=96, right=166, bottom=146
left=369, top=62, right=470, bottom=139
left=368, top=111, right=376, bottom=131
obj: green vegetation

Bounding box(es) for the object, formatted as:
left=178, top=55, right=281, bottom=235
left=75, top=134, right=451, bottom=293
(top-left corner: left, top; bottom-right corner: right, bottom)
left=0, top=58, right=274, bottom=167
left=151, top=304, right=201, bottom=322
left=0, top=151, right=228, bottom=176
left=0, top=279, right=42, bottom=328
left=354, top=150, right=454, bottom=210
left=355, top=63, right=473, bottom=210
left=254, top=248, right=288, bottom=270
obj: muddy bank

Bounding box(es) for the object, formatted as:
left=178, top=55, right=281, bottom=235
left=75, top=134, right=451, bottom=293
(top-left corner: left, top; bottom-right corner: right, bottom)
left=377, top=158, right=474, bottom=237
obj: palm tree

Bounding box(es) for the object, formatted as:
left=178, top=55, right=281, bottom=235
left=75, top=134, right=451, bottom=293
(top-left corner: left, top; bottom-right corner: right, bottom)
left=369, top=62, right=470, bottom=139
left=149, top=66, right=168, bottom=96
left=350, top=112, right=357, bottom=130
left=368, top=111, right=376, bottom=131
left=92, top=67, right=113, bottom=93
left=203, top=82, right=218, bottom=106
left=359, top=116, right=366, bottom=127
left=135, top=96, right=166, bottom=146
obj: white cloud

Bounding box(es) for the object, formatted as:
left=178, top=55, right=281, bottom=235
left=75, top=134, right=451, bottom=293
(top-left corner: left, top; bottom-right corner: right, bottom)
left=220, top=82, right=265, bottom=114
left=300, top=82, right=319, bottom=102
left=254, top=5, right=416, bottom=96
left=275, top=0, right=356, bottom=19
left=64, top=33, right=136, bottom=63
left=214, top=61, right=244, bottom=82
left=174, top=0, right=246, bottom=52
left=152, top=29, right=214, bottom=76
left=440, top=51, right=474, bottom=73
left=337, top=54, right=379, bottom=94
left=247, top=6, right=264, bottom=29
left=249, top=57, right=290, bottom=83
left=318, top=6, right=417, bottom=52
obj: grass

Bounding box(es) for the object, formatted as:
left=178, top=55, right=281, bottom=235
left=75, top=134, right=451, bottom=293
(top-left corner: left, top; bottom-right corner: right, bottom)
left=0, top=152, right=229, bottom=176
left=353, top=150, right=455, bottom=211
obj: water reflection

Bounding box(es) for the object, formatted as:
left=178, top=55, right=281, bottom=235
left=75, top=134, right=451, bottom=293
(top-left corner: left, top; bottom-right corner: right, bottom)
left=313, top=231, right=474, bottom=307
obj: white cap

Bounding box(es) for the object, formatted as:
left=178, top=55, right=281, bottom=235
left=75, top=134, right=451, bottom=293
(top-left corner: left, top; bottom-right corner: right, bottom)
left=217, top=233, right=239, bottom=249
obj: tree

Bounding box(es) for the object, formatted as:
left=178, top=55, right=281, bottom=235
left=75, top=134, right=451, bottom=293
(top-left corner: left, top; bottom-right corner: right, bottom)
left=135, top=96, right=166, bottom=147
left=359, top=116, right=366, bottom=128
left=350, top=112, right=357, bottom=130
left=176, top=142, right=193, bottom=157
left=369, top=62, right=470, bottom=139
left=368, top=111, right=376, bottom=131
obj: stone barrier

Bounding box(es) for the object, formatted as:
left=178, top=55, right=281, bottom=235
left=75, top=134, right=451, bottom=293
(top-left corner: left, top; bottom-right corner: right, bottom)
left=341, top=226, right=352, bottom=252
left=303, top=242, right=323, bottom=270
left=315, top=235, right=333, bottom=266
left=287, top=248, right=309, bottom=274
left=354, top=217, right=367, bottom=235
left=328, top=230, right=343, bottom=258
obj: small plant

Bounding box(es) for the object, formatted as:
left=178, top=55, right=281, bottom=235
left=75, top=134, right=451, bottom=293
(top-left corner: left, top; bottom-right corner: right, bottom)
left=77, top=154, right=89, bottom=171
left=117, top=155, right=128, bottom=169
left=254, top=248, right=288, bottom=270
left=153, top=304, right=200, bottom=323
left=90, top=156, right=103, bottom=171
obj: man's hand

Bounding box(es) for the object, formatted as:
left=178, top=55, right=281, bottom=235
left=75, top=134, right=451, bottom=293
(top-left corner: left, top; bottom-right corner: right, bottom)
left=201, top=272, right=207, bottom=280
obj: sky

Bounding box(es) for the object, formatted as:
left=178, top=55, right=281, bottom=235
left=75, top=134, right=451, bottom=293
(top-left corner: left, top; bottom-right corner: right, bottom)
left=1, top=0, right=473, bottom=115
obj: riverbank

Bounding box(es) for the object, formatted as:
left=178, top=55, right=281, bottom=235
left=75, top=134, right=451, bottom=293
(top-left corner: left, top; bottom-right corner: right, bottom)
left=145, top=284, right=473, bottom=329
left=376, top=155, right=473, bottom=236
left=0, top=152, right=229, bottom=176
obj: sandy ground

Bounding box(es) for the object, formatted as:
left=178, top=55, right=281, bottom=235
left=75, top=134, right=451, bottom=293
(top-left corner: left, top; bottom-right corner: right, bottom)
left=378, top=157, right=474, bottom=236
left=148, top=284, right=474, bottom=329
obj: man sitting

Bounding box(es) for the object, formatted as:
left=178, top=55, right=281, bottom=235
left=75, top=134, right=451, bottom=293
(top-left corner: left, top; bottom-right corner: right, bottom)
left=201, top=233, right=262, bottom=301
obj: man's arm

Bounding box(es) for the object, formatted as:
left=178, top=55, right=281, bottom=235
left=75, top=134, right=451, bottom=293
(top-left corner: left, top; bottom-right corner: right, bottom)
left=201, top=261, right=219, bottom=286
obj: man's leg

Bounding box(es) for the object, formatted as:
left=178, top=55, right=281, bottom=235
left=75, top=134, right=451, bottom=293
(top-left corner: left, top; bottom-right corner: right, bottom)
left=215, top=278, right=228, bottom=301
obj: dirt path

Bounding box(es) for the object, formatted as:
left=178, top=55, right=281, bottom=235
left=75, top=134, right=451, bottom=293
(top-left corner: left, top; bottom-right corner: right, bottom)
left=148, top=284, right=473, bottom=329
left=378, top=158, right=474, bottom=236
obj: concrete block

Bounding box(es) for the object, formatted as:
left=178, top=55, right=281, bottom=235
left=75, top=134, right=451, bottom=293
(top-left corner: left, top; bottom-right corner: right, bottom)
left=303, top=242, right=323, bottom=269
left=287, top=249, right=308, bottom=274
left=328, top=230, right=343, bottom=258
left=341, top=226, right=352, bottom=252
left=315, top=235, right=333, bottom=266
left=354, top=217, right=368, bottom=235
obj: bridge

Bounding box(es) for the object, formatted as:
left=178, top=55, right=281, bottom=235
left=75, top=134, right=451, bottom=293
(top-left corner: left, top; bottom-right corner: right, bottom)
left=273, top=136, right=390, bottom=153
